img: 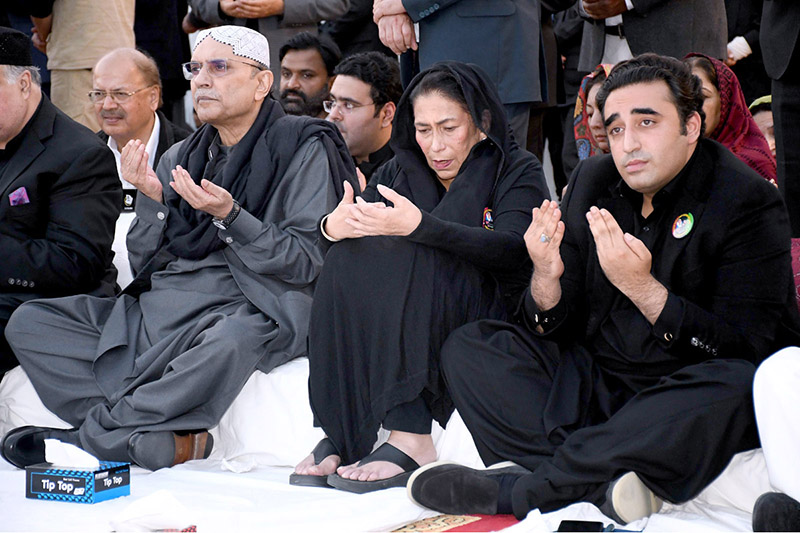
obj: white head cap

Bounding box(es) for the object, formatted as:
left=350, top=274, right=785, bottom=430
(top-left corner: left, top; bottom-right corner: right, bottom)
left=193, top=25, right=270, bottom=68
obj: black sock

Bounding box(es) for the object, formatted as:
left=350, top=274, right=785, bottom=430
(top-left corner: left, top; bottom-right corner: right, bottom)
left=496, top=474, right=521, bottom=515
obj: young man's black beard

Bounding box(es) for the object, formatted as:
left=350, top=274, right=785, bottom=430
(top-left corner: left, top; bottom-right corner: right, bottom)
left=279, top=87, right=328, bottom=117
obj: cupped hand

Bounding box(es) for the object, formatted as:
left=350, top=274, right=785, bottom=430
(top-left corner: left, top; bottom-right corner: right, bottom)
left=345, top=184, right=421, bottom=236
left=523, top=199, right=565, bottom=281
left=169, top=165, right=234, bottom=219
left=121, top=140, right=163, bottom=202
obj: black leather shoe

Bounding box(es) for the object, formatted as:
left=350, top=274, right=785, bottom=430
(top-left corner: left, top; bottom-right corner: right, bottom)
left=753, top=492, right=800, bottom=532
left=1, top=426, right=81, bottom=469
left=127, top=430, right=213, bottom=471
left=407, top=461, right=528, bottom=515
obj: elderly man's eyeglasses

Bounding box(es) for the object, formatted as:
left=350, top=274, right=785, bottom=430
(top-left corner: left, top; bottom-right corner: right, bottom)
left=182, top=58, right=267, bottom=80
left=323, top=98, right=375, bottom=114
left=88, top=86, right=154, bottom=104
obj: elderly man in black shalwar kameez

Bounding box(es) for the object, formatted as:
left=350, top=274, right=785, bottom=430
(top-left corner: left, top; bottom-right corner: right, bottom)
left=408, top=54, right=800, bottom=525
left=1, top=25, right=356, bottom=471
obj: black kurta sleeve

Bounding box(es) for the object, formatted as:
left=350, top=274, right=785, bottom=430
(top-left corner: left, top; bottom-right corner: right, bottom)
left=407, top=156, right=547, bottom=273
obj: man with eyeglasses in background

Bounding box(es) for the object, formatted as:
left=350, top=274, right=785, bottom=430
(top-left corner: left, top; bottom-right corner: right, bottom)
left=0, top=28, right=121, bottom=375
left=325, top=51, right=401, bottom=186
left=278, top=32, right=341, bottom=118
left=2, top=26, right=356, bottom=472
left=90, top=48, right=192, bottom=288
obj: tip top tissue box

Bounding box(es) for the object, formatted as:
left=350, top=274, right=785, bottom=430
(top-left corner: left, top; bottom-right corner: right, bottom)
left=25, top=462, right=130, bottom=503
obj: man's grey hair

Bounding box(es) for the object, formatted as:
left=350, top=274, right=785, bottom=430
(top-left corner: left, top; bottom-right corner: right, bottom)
left=3, top=65, right=42, bottom=86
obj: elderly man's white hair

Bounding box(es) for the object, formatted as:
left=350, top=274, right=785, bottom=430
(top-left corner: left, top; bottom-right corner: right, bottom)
left=193, top=26, right=270, bottom=68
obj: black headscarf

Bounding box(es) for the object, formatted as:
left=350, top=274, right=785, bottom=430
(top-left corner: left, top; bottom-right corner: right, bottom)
left=380, top=61, right=524, bottom=227
left=165, top=97, right=356, bottom=259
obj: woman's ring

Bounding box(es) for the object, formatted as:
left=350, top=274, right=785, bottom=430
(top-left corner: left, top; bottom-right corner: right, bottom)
left=540, top=233, right=551, bottom=243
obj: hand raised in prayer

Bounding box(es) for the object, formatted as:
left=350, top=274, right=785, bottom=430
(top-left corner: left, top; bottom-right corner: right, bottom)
left=524, top=199, right=565, bottom=281
left=169, top=165, right=234, bottom=219
left=346, top=184, right=422, bottom=236
left=378, top=14, right=418, bottom=55
left=373, top=0, right=407, bottom=23
left=525, top=200, right=565, bottom=312
left=120, top=140, right=162, bottom=203
left=586, top=206, right=667, bottom=324
left=582, top=0, right=628, bottom=19
left=220, top=0, right=284, bottom=19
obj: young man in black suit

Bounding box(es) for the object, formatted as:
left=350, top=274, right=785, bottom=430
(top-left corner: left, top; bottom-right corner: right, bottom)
left=0, top=28, right=120, bottom=373
left=408, top=53, right=800, bottom=525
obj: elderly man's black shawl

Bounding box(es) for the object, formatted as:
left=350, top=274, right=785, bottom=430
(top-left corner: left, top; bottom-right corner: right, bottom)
left=125, top=98, right=356, bottom=296
left=166, top=98, right=355, bottom=259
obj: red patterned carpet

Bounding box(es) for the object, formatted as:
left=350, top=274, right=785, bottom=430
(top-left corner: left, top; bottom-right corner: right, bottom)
left=395, top=514, right=519, bottom=532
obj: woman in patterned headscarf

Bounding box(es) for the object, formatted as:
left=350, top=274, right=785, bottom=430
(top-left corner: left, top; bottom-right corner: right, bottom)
left=685, top=53, right=777, bottom=185
left=573, top=63, right=614, bottom=161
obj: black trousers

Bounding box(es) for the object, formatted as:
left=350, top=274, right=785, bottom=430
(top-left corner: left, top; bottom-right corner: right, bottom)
left=772, top=76, right=800, bottom=237
left=441, top=320, right=760, bottom=519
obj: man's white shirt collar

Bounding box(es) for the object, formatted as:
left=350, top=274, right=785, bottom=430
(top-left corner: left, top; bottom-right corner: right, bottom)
left=107, top=112, right=161, bottom=187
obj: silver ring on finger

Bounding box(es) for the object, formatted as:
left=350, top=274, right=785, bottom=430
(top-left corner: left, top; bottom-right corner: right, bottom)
left=540, top=233, right=551, bottom=243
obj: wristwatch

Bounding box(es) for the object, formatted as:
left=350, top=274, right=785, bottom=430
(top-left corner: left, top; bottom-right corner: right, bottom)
left=212, top=200, right=241, bottom=230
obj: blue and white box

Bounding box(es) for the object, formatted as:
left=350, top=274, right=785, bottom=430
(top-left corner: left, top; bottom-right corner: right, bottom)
left=25, top=462, right=130, bottom=503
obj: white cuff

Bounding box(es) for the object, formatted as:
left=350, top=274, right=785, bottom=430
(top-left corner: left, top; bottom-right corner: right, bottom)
left=320, top=214, right=341, bottom=242
left=727, top=36, right=753, bottom=61
left=625, top=0, right=634, bottom=10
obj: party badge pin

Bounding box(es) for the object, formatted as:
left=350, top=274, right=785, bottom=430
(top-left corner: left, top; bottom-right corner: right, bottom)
left=672, top=213, right=694, bottom=239
left=483, top=207, right=494, bottom=230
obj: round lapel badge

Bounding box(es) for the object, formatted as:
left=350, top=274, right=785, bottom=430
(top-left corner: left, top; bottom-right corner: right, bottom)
left=672, top=213, right=694, bottom=239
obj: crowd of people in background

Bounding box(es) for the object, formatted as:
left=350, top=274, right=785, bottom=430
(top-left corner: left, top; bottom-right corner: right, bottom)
left=2, top=0, right=800, bottom=530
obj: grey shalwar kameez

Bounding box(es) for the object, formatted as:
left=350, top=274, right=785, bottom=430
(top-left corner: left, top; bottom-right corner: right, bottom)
left=7, top=133, right=339, bottom=462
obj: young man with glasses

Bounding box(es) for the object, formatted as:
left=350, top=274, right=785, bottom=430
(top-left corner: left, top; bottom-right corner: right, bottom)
left=325, top=52, right=402, bottom=183
left=91, top=48, right=192, bottom=288
left=2, top=26, right=356, bottom=472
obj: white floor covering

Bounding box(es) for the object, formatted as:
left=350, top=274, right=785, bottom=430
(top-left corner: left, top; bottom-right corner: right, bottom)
left=0, top=359, right=776, bottom=532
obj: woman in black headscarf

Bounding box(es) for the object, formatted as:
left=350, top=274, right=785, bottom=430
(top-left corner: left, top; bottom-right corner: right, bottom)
left=291, top=62, right=550, bottom=493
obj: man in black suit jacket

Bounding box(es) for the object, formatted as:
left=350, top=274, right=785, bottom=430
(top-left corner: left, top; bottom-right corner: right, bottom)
left=761, top=0, right=800, bottom=237
left=0, top=28, right=121, bottom=373
left=408, top=54, right=799, bottom=524
left=91, top=48, right=192, bottom=287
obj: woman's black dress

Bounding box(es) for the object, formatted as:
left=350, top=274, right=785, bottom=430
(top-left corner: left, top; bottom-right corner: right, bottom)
left=308, top=62, right=551, bottom=463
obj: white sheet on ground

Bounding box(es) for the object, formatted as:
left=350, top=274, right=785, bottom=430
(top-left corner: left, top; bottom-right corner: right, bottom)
left=0, top=359, right=774, bottom=532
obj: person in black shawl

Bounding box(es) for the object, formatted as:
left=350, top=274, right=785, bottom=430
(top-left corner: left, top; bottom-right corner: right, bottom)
left=1, top=26, right=357, bottom=472
left=291, top=62, right=550, bottom=493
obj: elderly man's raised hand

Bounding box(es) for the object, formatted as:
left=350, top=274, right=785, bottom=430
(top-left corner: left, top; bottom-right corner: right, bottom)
left=121, top=140, right=162, bottom=203
left=169, top=165, right=234, bottom=219
left=377, top=14, right=417, bottom=55
left=524, top=199, right=565, bottom=281
left=582, top=0, right=627, bottom=19
left=347, top=184, right=421, bottom=236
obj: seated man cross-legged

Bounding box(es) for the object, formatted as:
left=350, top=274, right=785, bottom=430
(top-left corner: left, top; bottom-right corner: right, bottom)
left=408, top=54, right=800, bottom=524
left=0, top=26, right=355, bottom=471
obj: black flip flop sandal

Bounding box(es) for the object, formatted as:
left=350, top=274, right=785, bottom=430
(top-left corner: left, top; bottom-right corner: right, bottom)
left=289, top=437, right=340, bottom=488
left=327, top=442, right=421, bottom=494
